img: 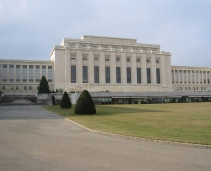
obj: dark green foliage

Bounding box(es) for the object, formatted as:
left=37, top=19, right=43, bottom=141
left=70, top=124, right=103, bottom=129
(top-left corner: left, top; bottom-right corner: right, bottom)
left=74, top=90, right=96, bottom=114
left=60, top=91, right=72, bottom=109
left=38, top=76, right=50, bottom=94
left=52, top=96, right=56, bottom=105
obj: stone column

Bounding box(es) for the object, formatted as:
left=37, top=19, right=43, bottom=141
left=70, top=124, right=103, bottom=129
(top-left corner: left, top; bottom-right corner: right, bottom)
left=121, top=52, right=127, bottom=84
left=160, top=54, right=166, bottom=86
left=141, top=53, right=147, bottom=84
left=65, top=49, right=71, bottom=90
left=88, top=50, right=94, bottom=84
left=99, top=50, right=105, bottom=84
left=131, top=52, right=137, bottom=84
left=110, top=51, right=116, bottom=84
left=76, top=50, right=82, bottom=84
left=151, top=53, right=156, bottom=84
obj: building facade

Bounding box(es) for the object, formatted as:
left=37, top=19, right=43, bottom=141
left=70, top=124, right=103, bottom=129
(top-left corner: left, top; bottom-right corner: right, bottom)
left=0, top=35, right=211, bottom=95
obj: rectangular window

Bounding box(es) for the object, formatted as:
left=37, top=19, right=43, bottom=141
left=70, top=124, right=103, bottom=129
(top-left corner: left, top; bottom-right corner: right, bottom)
left=24, top=86, right=27, bottom=90
left=16, top=86, right=19, bottom=90
left=48, top=66, right=52, bottom=82
left=11, top=86, right=13, bottom=90
left=2, top=86, right=5, bottom=90
left=126, top=58, right=130, bottom=62
left=35, top=66, right=40, bottom=82
left=127, top=67, right=131, bottom=83
left=42, top=66, right=46, bottom=77
left=3, top=65, right=7, bottom=82
left=146, top=59, right=150, bottom=63
left=179, top=70, right=182, bottom=83
left=156, top=68, right=160, bottom=84
left=116, top=67, right=121, bottom=83
left=22, top=65, right=27, bottom=82
left=192, top=71, right=195, bottom=83
left=105, top=67, right=110, bottom=83
left=146, top=68, right=151, bottom=84
left=137, top=58, right=140, bottom=62
left=175, top=70, right=178, bottom=83
left=29, top=65, right=33, bottom=82
left=116, top=57, right=120, bottom=62
left=137, top=68, right=141, bottom=84
left=171, top=70, right=174, bottom=83
left=83, top=56, right=87, bottom=60
left=29, top=86, right=32, bottom=90
left=9, top=65, right=14, bottom=82
left=16, top=65, right=20, bottom=82
left=94, top=66, right=99, bottom=83
left=71, top=65, right=76, bottom=83
left=83, top=66, right=88, bottom=83
left=156, top=59, right=159, bottom=63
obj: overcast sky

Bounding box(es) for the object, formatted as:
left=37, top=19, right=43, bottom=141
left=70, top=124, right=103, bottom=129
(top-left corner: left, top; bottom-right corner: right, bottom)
left=0, top=0, right=210, bottom=67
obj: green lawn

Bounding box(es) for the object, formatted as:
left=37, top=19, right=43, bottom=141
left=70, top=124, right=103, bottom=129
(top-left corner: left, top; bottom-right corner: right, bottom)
left=43, top=103, right=211, bottom=145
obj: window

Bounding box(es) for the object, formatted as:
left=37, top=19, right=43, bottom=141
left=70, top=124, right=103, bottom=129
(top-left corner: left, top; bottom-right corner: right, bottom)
left=22, top=65, right=27, bottom=82
left=137, top=58, right=140, bottom=62
left=29, top=86, right=32, bottom=90
left=83, top=66, right=88, bottom=83
left=156, top=68, right=160, bottom=84
left=35, top=66, right=40, bottom=82
left=2, top=86, right=5, bottom=90
left=83, top=56, right=87, bottom=60
left=29, top=65, right=33, bottom=82
left=137, top=68, right=141, bottom=84
left=179, top=70, right=182, bottom=83
left=48, top=66, right=52, bottom=82
left=146, top=59, right=150, bottom=63
left=180, top=87, right=182, bottom=90
left=9, top=65, right=14, bottom=81
left=94, top=57, right=98, bottom=61
left=105, top=56, right=110, bottom=61
left=175, top=70, right=178, bottom=83
left=11, top=86, right=13, bottom=90
left=71, top=65, right=76, bottom=83
left=127, top=67, right=131, bottom=84
left=24, top=86, right=27, bottom=90
left=127, top=58, right=130, bottom=62
left=189, top=87, right=190, bottom=90
left=171, top=70, right=174, bottom=83
left=16, top=86, right=19, bottom=90
left=116, top=57, right=120, bottom=62
left=192, top=71, right=195, bottom=83
left=3, top=65, right=7, bottom=82
left=105, top=67, right=110, bottom=83
left=42, top=66, right=46, bottom=77
left=94, top=66, right=99, bottom=83
left=116, top=67, right=121, bottom=83
left=16, top=65, right=20, bottom=82
left=201, top=87, right=203, bottom=90
left=146, top=68, right=151, bottom=84
left=156, top=59, right=159, bottom=63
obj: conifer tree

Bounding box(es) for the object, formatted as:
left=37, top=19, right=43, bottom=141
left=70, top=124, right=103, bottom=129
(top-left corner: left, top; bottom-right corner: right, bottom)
left=75, top=90, right=96, bottom=114
left=60, top=91, right=72, bottom=109
left=38, top=76, right=51, bottom=94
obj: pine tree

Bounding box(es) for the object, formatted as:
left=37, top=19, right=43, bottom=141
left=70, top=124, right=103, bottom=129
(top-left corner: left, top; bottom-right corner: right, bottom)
left=75, top=90, right=96, bottom=114
left=38, top=75, right=51, bottom=94
left=60, top=91, right=72, bottom=109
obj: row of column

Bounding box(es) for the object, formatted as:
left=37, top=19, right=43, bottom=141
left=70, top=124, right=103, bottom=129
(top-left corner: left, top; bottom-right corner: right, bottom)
left=65, top=49, right=169, bottom=85
left=172, top=70, right=211, bottom=84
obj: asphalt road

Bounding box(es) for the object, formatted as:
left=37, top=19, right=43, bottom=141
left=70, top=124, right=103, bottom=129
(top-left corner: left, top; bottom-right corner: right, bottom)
left=0, top=105, right=210, bottom=171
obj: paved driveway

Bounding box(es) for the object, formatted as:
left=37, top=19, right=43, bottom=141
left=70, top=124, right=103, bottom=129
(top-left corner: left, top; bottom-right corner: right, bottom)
left=0, top=105, right=210, bottom=171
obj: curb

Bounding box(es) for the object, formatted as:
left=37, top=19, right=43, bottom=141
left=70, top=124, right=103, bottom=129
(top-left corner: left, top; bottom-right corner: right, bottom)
left=52, top=112, right=211, bottom=150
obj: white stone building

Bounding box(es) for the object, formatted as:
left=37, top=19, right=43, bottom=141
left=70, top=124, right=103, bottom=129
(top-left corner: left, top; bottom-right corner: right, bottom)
left=0, top=35, right=211, bottom=96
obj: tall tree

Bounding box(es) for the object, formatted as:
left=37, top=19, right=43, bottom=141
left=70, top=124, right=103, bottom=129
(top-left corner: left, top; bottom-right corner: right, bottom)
left=38, top=75, right=51, bottom=94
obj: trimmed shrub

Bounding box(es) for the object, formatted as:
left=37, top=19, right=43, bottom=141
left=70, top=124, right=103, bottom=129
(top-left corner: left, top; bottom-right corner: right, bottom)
left=74, top=90, right=96, bottom=114
left=38, top=75, right=51, bottom=94
left=60, top=91, right=72, bottom=109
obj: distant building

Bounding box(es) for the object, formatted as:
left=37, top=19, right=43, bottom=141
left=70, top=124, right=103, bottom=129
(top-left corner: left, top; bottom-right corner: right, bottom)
left=0, top=35, right=211, bottom=104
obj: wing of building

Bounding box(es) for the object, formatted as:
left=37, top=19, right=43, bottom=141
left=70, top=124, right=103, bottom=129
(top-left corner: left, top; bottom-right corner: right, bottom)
left=0, top=35, right=211, bottom=103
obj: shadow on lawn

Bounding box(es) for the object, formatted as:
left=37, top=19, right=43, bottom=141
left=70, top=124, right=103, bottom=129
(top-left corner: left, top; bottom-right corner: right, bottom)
left=94, top=105, right=166, bottom=116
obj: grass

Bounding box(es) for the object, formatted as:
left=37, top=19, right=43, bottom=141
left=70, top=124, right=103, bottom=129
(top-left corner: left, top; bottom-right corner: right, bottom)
left=43, top=103, right=211, bottom=145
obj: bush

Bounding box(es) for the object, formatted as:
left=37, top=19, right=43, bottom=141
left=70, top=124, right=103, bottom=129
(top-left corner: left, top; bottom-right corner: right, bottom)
left=38, top=75, right=50, bottom=94
left=74, top=90, right=96, bottom=114
left=60, top=91, right=72, bottom=109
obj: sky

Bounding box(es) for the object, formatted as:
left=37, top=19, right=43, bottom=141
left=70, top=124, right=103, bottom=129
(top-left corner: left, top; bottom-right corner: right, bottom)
left=0, top=0, right=211, bottom=67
